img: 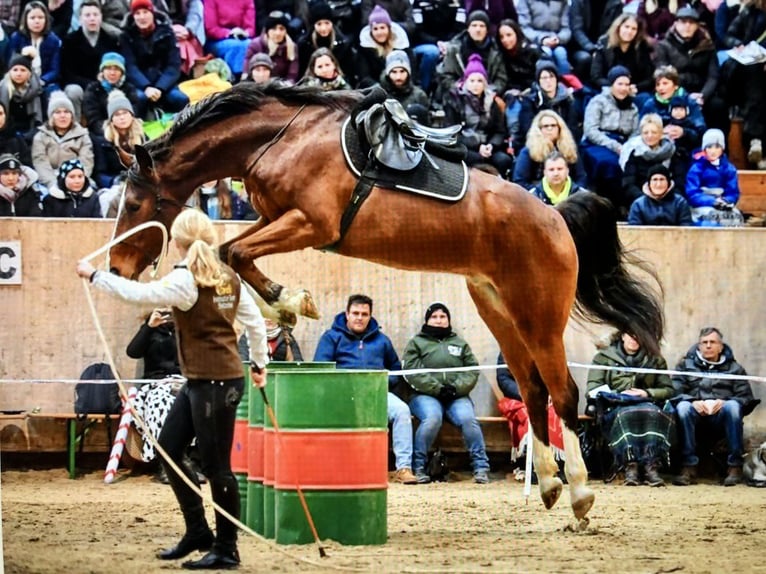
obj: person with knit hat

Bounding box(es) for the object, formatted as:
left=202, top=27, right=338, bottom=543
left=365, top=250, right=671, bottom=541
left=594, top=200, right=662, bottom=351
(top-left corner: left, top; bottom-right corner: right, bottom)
left=297, top=0, right=357, bottom=85
left=0, top=54, right=44, bottom=140
left=627, top=162, right=693, bottom=226
left=93, top=89, right=146, bottom=188
left=204, top=0, right=256, bottom=78
left=436, top=9, right=507, bottom=101
left=402, top=301, right=491, bottom=484
left=356, top=4, right=411, bottom=88
left=516, top=58, right=578, bottom=145
left=60, top=0, right=121, bottom=126
left=242, top=10, right=300, bottom=83
left=121, top=0, right=190, bottom=114
left=515, top=0, right=573, bottom=75
left=581, top=64, right=639, bottom=203
left=379, top=50, right=430, bottom=114
left=444, top=53, right=514, bottom=177
left=32, top=90, right=95, bottom=189
left=0, top=152, right=44, bottom=217
left=360, top=0, right=418, bottom=38
left=41, top=158, right=101, bottom=218
left=685, top=128, right=744, bottom=227
left=82, top=51, right=142, bottom=138
left=246, top=53, right=274, bottom=83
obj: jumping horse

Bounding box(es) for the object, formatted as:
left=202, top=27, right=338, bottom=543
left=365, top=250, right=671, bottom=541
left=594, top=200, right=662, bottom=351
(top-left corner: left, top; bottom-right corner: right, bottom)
left=109, top=82, right=663, bottom=523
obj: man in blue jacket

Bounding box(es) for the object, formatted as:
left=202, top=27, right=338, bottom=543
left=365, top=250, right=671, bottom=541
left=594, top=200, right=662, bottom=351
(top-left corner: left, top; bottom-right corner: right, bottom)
left=314, top=294, right=418, bottom=484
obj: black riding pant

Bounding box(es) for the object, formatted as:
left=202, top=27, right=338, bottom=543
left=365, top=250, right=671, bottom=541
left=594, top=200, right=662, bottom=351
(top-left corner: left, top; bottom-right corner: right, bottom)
left=158, top=377, right=244, bottom=553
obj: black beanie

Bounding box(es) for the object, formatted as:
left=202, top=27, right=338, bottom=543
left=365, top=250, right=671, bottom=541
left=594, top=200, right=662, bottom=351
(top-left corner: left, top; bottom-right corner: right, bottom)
left=647, top=163, right=671, bottom=183
left=8, top=54, right=32, bottom=72
left=425, top=301, right=451, bottom=324
left=310, top=1, right=334, bottom=25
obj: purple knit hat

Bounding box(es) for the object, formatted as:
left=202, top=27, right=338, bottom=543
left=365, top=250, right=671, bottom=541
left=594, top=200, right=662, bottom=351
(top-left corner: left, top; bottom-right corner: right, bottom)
left=368, top=4, right=392, bottom=26
left=462, top=53, right=488, bottom=81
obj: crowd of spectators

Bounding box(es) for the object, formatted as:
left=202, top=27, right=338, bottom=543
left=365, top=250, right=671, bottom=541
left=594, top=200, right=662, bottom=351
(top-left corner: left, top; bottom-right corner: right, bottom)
left=0, top=0, right=762, bottom=225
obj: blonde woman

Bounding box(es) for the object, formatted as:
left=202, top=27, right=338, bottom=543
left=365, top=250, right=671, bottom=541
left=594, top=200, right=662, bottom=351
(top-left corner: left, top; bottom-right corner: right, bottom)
left=512, top=110, right=587, bottom=189
left=93, top=90, right=146, bottom=188
left=76, top=209, right=268, bottom=570
left=356, top=5, right=410, bottom=88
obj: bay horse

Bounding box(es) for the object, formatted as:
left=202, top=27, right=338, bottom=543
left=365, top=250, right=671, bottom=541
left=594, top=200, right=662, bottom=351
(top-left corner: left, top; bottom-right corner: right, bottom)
left=109, top=82, right=663, bottom=523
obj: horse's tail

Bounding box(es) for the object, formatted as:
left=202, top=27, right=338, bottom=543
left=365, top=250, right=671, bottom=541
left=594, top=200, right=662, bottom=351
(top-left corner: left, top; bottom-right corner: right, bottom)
left=556, top=192, right=665, bottom=355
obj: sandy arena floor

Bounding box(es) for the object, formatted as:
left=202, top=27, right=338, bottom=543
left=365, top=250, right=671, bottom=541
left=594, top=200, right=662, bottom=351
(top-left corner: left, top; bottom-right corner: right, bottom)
left=3, top=467, right=766, bottom=574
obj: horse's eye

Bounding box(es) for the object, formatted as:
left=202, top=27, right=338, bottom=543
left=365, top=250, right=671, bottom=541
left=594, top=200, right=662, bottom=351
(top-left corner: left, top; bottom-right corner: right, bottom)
left=125, top=201, right=141, bottom=213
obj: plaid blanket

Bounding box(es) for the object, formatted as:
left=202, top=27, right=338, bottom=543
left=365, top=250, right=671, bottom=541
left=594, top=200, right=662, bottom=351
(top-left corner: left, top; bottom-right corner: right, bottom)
left=602, top=401, right=676, bottom=468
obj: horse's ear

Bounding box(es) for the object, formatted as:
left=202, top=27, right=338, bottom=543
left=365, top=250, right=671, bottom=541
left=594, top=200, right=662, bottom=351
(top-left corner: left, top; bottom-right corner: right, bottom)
left=116, top=144, right=134, bottom=169
left=134, top=145, right=155, bottom=176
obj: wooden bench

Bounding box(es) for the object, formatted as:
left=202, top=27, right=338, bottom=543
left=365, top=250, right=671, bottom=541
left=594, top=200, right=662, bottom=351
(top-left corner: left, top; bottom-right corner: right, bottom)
left=738, top=170, right=766, bottom=217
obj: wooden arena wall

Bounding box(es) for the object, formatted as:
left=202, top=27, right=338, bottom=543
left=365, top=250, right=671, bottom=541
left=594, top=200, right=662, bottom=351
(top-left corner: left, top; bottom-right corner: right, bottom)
left=1, top=219, right=764, bottom=436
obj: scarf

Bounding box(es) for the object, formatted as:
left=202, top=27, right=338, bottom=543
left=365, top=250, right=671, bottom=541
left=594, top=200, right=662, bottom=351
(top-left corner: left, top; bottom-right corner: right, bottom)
left=614, top=94, right=635, bottom=110
left=421, top=324, right=451, bottom=339
left=619, top=136, right=675, bottom=170
left=542, top=177, right=573, bottom=205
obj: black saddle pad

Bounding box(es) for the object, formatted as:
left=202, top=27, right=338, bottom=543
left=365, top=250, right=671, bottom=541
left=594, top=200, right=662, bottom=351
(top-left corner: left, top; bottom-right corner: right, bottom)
left=340, top=117, right=468, bottom=201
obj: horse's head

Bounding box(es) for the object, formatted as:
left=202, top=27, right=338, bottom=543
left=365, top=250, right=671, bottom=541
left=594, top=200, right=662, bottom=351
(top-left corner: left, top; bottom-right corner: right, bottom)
left=109, top=145, right=185, bottom=279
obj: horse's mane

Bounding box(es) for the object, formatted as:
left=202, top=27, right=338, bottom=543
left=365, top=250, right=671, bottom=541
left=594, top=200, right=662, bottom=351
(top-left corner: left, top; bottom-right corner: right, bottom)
left=145, top=82, right=363, bottom=161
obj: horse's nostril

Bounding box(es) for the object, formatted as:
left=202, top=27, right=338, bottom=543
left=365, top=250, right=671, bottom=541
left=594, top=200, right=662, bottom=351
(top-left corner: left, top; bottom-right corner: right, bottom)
left=109, top=267, right=120, bottom=275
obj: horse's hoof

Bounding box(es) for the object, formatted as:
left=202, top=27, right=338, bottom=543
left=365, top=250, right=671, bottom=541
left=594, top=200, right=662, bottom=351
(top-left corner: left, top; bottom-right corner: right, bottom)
left=539, top=476, right=564, bottom=510
left=278, top=289, right=320, bottom=320
left=300, top=290, right=320, bottom=320
left=571, top=486, right=595, bottom=520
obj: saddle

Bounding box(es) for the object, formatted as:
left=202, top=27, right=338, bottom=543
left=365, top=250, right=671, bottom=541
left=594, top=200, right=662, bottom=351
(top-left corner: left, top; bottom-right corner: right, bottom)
left=355, top=99, right=462, bottom=171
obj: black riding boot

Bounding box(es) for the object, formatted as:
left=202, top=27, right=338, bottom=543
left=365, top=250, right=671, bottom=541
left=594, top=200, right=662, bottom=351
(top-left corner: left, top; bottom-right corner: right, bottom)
left=157, top=503, right=214, bottom=560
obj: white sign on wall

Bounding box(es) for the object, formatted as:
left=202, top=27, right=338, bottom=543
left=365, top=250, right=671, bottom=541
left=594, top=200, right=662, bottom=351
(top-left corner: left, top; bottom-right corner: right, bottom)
left=0, top=241, right=22, bottom=284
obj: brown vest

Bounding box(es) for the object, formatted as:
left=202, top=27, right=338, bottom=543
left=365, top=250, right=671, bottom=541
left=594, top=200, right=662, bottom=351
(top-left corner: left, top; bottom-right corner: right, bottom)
left=173, top=264, right=244, bottom=380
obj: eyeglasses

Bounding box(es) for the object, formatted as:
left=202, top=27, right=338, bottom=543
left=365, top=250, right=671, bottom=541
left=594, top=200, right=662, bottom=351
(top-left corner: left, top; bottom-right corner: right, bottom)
left=540, top=123, right=559, bottom=129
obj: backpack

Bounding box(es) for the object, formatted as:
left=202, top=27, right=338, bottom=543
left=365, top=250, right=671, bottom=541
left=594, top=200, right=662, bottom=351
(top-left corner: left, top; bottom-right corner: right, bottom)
left=426, top=449, right=449, bottom=482
left=74, top=362, right=121, bottom=417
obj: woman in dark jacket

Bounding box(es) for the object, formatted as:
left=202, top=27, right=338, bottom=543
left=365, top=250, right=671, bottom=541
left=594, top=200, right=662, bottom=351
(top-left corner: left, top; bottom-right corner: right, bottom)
left=518, top=59, right=579, bottom=145
left=41, top=158, right=101, bottom=217
left=297, top=1, right=357, bottom=86
left=0, top=101, right=32, bottom=166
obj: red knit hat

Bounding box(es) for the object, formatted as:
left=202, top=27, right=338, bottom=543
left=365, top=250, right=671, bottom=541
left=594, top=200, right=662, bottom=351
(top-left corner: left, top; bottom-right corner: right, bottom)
left=130, top=0, right=154, bottom=13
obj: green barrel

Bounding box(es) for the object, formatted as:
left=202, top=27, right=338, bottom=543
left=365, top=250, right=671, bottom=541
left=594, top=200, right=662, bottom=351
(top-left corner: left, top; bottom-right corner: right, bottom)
left=262, top=362, right=335, bottom=539
left=246, top=361, right=265, bottom=534
left=232, top=363, right=250, bottom=525
left=273, top=369, right=388, bottom=545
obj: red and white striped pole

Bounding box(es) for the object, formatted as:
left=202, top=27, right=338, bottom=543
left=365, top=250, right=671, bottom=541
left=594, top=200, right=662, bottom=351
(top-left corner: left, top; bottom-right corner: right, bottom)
left=104, top=386, right=137, bottom=484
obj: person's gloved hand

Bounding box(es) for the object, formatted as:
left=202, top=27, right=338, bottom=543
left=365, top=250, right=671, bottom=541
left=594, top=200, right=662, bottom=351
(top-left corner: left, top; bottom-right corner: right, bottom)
left=714, top=197, right=734, bottom=210
left=438, top=384, right=457, bottom=401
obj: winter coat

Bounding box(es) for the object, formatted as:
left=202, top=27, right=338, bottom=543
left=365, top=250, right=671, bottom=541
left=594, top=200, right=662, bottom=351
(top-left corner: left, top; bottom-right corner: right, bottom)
left=244, top=35, right=300, bottom=84
left=82, top=79, right=141, bottom=137
left=0, top=121, right=32, bottom=166
left=438, top=30, right=507, bottom=98
left=0, top=75, right=43, bottom=136
left=500, top=41, right=541, bottom=92
left=640, top=89, right=706, bottom=149
left=529, top=178, right=586, bottom=204
left=42, top=181, right=102, bottom=218
left=379, top=75, right=430, bottom=110
left=126, top=320, right=181, bottom=378
left=654, top=27, right=718, bottom=101
left=685, top=153, right=740, bottom=208
left=582, top=88, right=639, bottom=153
left=516, top=0, right=571, bottom=45
left=60, top=29, right=120, bottom=89
left=297, top=30, right=357, bottom=85
left=120, top=11, right=182, bottom=92
left=723, top=4, right=766, bottom=48
left=0, top=165, right=43, bottom=216
left=313, top=311, right=403, bottom=390
left=672, top=343, right=758, bottom=415
left=6, top=31, right=62, bottom=86
left=587, top=339, right=674, bottom=401
left=355, top=23, right=411, bottom=89
left=360, top=0, right=417, bottom=38
left=627, top=189, right=693, bottom=226
left=590, top=39, right=655, bottom=94
left=464, top=0, right=517, bottom=36
left=444, top=86, right=507, bottom=150
left=518, top=82, right=578, bottom=138
left=619, top=135, right=684, bottom=200
left=32, top=123, right=95, bottom=189
left=512, top=145, right=587, bottom=189
left=402, top=330, right=479, bottom=398
left=496, top=352, right=521, bottom=400
left=203, top=0, right=256, bottom=41
left=92, top=134, right=136, bottom=188
left=412, top=0, right=466, bottom=45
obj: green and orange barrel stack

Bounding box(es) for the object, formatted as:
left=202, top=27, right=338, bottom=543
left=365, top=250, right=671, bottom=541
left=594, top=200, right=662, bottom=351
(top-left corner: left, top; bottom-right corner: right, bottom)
left=230, top=362, right=250, bottom=523
left=273, top=369, right=388, bottom=545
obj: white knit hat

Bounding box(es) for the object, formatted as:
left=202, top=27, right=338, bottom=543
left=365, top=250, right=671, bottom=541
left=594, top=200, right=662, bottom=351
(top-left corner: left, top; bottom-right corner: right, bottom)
left=107, top=90, right=134, bottom=119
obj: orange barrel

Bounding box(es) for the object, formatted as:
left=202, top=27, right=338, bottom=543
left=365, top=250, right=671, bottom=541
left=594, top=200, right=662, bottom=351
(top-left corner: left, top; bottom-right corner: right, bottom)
left=274, top=369, right=388, bottom=545
left=231, top=362, right=250, bottom=523
left=246, top=360, right=265, bottom=533
left=261, top=361, right=335, bottom=539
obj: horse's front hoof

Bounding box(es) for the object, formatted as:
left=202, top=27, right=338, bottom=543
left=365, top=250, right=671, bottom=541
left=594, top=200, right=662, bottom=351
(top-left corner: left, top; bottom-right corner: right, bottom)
left=539, top=476, right=564, bottom=509
left=300, top=290, right=320, bottom=319
left=571, top=485, right=595, bottom=520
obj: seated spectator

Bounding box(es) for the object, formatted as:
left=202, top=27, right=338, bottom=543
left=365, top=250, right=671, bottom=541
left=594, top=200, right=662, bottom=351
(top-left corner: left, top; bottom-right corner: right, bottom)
left=587, top=331, right=675, bottom=486
left=639, top=0, right=686, bottom=43
left=0, top=153, right=43, bottom=216
left=60, top=0, right=120, bottom=124
left=42, top=158, right=101, bottom=217
left=192, top=179, right=256, bottom=221
left=258, top=0, right=310, bottom=40
left=590, top=13, right=655, bottom=108
left=0, top=102, right=32, bottom=166
left=517, top=60, right=579, bottom=145
left=164, top=0, right=206, bottom=78
left=464, top=0, right=516, bottom=36
left=619, top=113, right=682, bottom=209
left=243, top=11, right=300, bottom=84
left=93, top=90, right=146, bottom=189
left=411, top=0, right=467, bottom=93
left=313, top=294, right=418, bottom=485
left=580, top=65, right=639, bottom=204
left=662, top=95, right=699, bottom=167
left=685, top=128, right=744, bottom=227
left=356, top=5, right=411, bottom=89
left=672, top=327, right=760, bottom=486
left=239, top=317, right=304, bottom=362
left=32, top=91, right=94, bottom=189
left=204, top=0, right=256, bottom=79
left=516, top=0, right=572, bottom=75
left=300, top=47, right=351, bottom=90
left=245, top=53, right=274, bottom=84
left=496, top=19, right=542, bottom=149
left=402, top=302, right=490, bottom=484
left=513, top=109, right=586, bottom=190
left=641, top=65, right=706, bottom=160
left=7, top=1, right=63, bottom=100
left=436, top=10, right=507, bottom=101
left=0, top=55, right=43, bottom=141
left=627, top=163, right=692, bottom=225
left=378, top=50, right=430, bottom=119
left=121, top=0, right=190, bottom=115
left=529, top=151, right=587, bottom=204
left=83, top=52, right=142, bottom=137
left=568, top=0, right=611, bottom=83
left=360, top=0, right=417, bottom=39
left=444, top=54, right=513, bottom=177
left=297, top=1, right=357, bottom=86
